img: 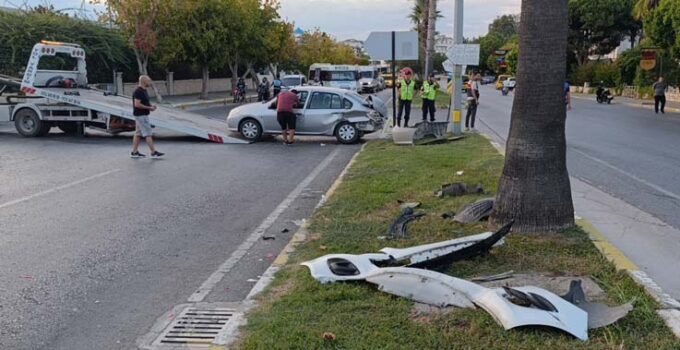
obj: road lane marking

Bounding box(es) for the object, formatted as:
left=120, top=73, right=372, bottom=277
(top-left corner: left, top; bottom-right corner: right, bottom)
left=187, top=148, right=342, bottom=302
left=571, top=148, right=680, bottom=202
left=0, top=169, right=122, bottom=210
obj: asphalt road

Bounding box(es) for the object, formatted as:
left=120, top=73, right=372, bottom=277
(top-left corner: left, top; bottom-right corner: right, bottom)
left=476, top=85, right=680, bottom=230
left=0, top=107, right=360, bottom=349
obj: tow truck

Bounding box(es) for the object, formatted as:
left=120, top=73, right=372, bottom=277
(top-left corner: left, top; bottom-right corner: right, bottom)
left=0, top=41, right=246, bottom=143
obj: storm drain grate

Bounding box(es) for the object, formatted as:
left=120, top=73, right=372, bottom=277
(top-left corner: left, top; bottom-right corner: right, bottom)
left=153, top=307, right=236, bottom=347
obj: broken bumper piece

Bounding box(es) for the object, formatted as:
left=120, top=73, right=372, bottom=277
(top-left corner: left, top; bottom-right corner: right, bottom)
left=366, top=267, right=589, bottom=341
left=301, top=222, right=513, bottom=284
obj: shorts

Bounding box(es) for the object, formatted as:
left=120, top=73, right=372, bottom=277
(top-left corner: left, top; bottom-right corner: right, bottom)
left=277, top=111, right=296, bottom=130
left=134, top=115, right=153, bottom=137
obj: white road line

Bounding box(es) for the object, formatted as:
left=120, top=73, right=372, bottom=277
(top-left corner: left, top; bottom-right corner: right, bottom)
left=187, top=148, right=342, bottom=302
left=571, top=148, right=680, bottom=202
left=0, top=169, right=121, bottom=210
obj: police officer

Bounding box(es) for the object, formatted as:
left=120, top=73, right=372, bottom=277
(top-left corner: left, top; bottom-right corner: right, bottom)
left=396, top=68, right=416, bottom=127
left=421, top=73, right=438, bottom=122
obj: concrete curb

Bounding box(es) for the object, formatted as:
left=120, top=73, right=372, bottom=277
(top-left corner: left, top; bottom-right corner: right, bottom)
left=482, top=131, right=680, bottom=338
left=216, top=143, right=367, bottom=347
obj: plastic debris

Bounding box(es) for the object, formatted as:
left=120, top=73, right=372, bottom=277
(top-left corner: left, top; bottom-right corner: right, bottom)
left=436, top=183, right=485, bottom=198
left=281, top=228, right=290, bottom=233
left=262, top=235, right=276, bottom=240
left=399, top=201, right=421, bottom=209
left=471, top=270, right=515, bottom=282
left=247, top=278, right=258, bottom=283
left=387, top=207, right=426, bottom=239
left=561, top=280, right=634, bottom=329
left=322, top=332, right=336, bottom=341
left=456, top=171, right=464, bottom=176
left=441, top=212, right=456, bottom=219
left=453, top=198, right=495, bottom=223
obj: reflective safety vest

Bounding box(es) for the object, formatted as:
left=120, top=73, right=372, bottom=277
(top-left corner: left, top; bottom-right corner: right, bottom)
left=422, top=81, right=437, bottom=100
left=399, top=79, right=415, bottom=101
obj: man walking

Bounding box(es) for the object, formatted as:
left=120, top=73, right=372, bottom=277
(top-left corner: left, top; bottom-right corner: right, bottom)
left=396, top=68, right=415, bottom=127
left=131, top=75, right=164, bottom=158
left=277, top=89, right=299, bottom=145
left=653, top=76, right=668, bottom=114
left=421, top=73, right=438, bottom=122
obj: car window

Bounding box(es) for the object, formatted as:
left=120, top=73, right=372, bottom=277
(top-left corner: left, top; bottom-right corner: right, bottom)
left=331, top=95, right=343, bottom=109
left=343, top=98, right=353, bottom=109
left=295, top=91, right=309, bottom=108
left=309, top=92, right=334, bottom=109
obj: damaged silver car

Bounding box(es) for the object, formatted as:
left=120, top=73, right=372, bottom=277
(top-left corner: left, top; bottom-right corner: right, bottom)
left=226, top=86, right=387, bottom=144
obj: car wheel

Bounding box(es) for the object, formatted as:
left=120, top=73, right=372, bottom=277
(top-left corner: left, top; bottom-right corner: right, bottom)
left=335, top=122, right=360, bottom=144
left=14, top=108, right=50, bottom=137
left=239, top=118, right=263, bottom=142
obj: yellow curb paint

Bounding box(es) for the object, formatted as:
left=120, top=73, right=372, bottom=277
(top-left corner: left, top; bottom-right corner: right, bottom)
left=577, top=219, right=639, bottom=271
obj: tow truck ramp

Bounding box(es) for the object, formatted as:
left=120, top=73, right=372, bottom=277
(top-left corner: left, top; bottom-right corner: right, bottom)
left=35, top=87, right=247, bottom=144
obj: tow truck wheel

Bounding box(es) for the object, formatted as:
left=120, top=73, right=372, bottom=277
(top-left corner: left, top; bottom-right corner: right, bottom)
left=14, top=108, right=49, bottom=137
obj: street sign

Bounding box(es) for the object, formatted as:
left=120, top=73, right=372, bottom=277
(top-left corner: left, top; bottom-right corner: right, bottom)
left=447, top=44, right=480, bottom=65
left=442, top=59, right=454, bottom=73
left=640, top=49, right=657, bottom=71
left=365, top=31, right=419, bottom=61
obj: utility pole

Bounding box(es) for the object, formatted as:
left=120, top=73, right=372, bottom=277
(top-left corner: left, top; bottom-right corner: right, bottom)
left=424, top=0, right=437, bottom=78
left=448, top=0, right=463, bottom=135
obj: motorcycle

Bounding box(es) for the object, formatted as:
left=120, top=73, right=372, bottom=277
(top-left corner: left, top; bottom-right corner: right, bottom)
left=596, top=87, right=614, bottom=104
left=232, top=86, right=246, bottom=103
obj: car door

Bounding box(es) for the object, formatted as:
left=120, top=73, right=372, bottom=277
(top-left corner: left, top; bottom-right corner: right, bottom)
left=302, top=92, right=343, bottom=134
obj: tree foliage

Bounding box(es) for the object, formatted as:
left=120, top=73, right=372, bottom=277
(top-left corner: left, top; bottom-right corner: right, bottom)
left=568, top=0, right=639, bottom=65
left=294, top=29, right=359, bottom=72
left=0, top=9, right=130, bottom=83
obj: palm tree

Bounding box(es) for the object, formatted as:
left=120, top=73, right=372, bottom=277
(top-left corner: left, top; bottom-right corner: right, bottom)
left=409, top=0, right=441, bottom=76
left=489, top=0, right=574, bottom=233
left=633, top=0, right=662, bottom=20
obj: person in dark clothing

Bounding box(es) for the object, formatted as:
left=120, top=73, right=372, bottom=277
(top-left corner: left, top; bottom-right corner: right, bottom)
left=421, top=73, right=439, bottom=122
left=653, top=77, right=668, bottom=114
left=396, top=68, right=415, bottom=127
left=131, top=75, right=163, bottom=158
left=465, top=74, right=481, bottom=131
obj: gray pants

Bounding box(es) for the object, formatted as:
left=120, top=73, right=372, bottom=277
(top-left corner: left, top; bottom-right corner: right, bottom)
left=465, top=100, right=478, bottom=128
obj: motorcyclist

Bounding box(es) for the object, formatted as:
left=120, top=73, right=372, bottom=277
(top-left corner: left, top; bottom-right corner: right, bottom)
left=236, top=78, right=246, bottom=101
left=596, top=81, right=605, bottom=99
left=259, top=77, right=271, bottom=101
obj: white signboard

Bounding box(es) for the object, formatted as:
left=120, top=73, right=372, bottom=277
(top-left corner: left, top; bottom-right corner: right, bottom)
left=365, top=31, right=419, bottom=61
left=446, top=44, right=480, bottom=65
left=442, top=59, right=454, bottom=73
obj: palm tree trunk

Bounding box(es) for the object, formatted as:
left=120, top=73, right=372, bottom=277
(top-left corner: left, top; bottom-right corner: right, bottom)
left=489, top=0, right=574, bottom=233
left=424, top=0, right=437, bottom=77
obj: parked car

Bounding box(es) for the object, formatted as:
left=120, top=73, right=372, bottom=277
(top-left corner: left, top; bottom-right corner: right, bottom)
left=481, top=76, right=495, bottom=85
left=227, top=86, right=387, bottom=144
left=495, top=75, right=511, bottom=90
left=382, top=73, right=395, bottom=88
left=281, top=74, right=307, bottom=90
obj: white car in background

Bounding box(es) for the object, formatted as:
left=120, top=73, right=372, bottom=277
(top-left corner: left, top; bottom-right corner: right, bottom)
left=227, top=86, right=387, bottom=144
left=281, top=75, right=307, bottom=90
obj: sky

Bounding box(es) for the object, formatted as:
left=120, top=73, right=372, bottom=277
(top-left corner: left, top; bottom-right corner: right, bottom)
left=6, top=0, right=521, bottom=41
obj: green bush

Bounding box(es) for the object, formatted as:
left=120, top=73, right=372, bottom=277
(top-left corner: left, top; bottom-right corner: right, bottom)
left=571, top=62, right=620, bottom=87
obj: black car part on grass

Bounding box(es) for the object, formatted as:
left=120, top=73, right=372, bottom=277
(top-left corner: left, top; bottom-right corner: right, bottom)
left=406, top=221, right=513, bottom=270
left=387, top=207, right=426, bottom=240
left=453, top=198, right=495, bottom=223
left=436, top=183, right=485, bottom=198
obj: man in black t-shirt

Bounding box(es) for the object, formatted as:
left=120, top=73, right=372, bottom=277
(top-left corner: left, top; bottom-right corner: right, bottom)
left=131, top=75, right=164, bottom=158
